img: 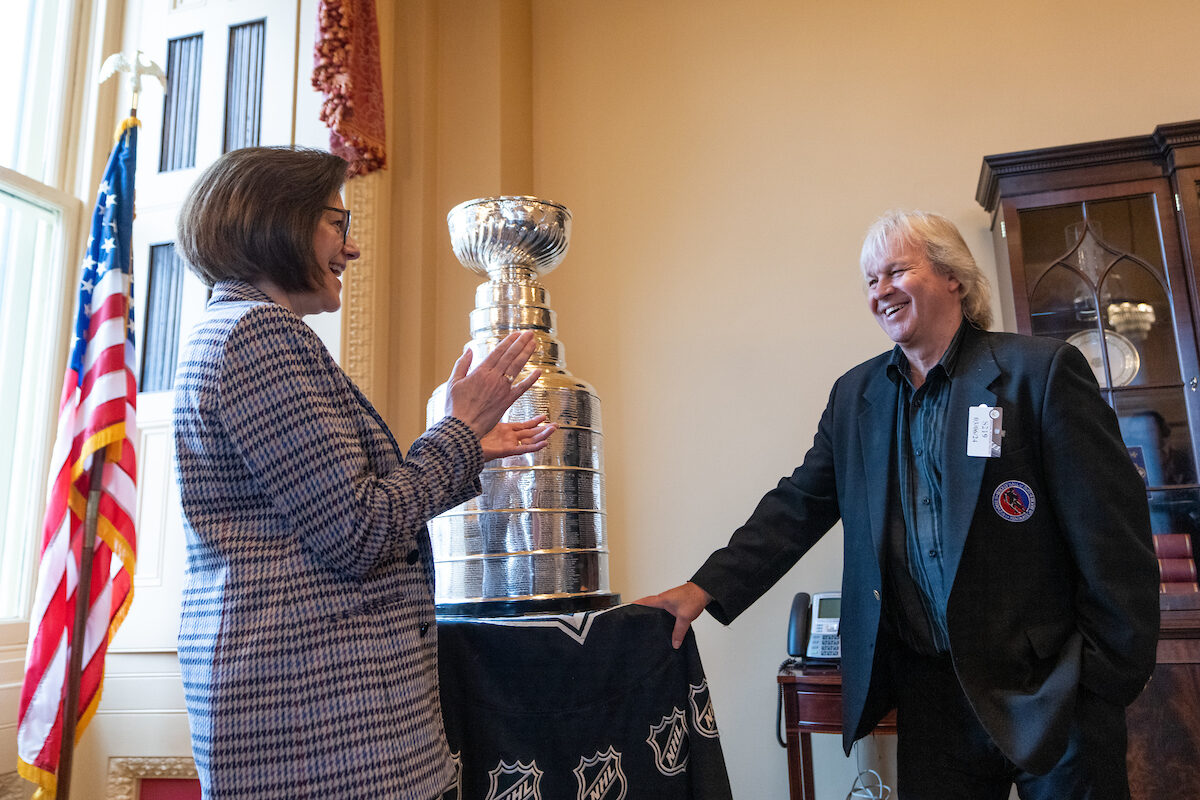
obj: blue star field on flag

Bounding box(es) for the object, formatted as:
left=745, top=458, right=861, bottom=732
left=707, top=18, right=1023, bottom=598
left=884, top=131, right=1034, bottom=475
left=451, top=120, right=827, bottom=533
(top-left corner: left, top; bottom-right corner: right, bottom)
left=69, top=126, right=137, bottom=378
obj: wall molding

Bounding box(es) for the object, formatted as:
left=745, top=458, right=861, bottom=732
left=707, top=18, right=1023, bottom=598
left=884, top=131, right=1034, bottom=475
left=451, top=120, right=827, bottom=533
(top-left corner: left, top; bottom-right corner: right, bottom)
left=343, top=171, right=383, bottom=401
left=106, top=756, right=197, bottom=800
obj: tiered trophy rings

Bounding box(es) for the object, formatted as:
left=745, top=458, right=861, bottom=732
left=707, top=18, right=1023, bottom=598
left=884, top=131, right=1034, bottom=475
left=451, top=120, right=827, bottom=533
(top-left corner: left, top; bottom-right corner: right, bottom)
left=427, top=196, right=620, bottom=616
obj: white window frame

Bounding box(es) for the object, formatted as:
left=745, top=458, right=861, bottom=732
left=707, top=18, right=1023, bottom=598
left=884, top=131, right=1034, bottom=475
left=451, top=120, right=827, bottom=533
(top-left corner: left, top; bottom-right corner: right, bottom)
left=0, top=166, right=81, bottom=632
left=0, top=0, right=114, bottom=768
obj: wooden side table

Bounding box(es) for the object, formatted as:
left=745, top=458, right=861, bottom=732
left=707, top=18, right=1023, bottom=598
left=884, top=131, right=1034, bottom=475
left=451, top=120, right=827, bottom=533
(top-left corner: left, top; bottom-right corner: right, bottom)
left=777, top=663, right=896, bottom=800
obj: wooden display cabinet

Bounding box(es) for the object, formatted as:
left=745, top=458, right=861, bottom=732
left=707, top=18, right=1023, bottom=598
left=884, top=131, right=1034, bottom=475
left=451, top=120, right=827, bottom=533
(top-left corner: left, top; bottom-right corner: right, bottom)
left=978, top=121, right=1200, bottom=799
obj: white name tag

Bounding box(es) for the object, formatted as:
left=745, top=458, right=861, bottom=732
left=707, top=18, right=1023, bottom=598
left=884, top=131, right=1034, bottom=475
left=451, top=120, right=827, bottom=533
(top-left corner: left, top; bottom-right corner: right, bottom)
left=967, top=404, right=1003, bottom=458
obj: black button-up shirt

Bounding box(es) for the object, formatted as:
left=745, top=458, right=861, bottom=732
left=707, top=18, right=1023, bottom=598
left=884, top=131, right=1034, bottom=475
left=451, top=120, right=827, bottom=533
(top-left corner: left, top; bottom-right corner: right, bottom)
left=884, top=322, right=968, bottom=655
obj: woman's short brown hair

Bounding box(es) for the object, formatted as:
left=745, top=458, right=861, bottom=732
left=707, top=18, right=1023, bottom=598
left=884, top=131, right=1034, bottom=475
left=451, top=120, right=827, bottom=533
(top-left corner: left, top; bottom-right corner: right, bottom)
left=176, top=146, right=350, bottom=291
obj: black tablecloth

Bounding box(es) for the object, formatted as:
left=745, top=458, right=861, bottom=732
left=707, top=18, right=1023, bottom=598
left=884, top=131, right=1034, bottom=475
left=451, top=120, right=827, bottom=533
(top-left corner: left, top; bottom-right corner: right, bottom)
left=438, top=603, right=734, bottom=800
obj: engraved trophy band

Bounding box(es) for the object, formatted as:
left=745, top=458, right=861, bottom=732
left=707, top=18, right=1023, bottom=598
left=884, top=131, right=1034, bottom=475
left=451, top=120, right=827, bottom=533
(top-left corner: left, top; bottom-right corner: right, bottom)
left=427, top=196, right=619, bottom=616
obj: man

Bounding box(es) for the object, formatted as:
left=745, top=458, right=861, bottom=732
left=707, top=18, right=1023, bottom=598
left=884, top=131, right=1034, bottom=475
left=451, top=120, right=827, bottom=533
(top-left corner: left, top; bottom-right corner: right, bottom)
left=640, top=211, right=1159, bottom=799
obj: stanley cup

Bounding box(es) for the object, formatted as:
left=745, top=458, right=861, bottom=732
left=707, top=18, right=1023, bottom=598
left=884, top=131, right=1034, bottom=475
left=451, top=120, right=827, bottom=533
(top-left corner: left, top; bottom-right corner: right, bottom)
left=427, top=196, right=620, bottom=616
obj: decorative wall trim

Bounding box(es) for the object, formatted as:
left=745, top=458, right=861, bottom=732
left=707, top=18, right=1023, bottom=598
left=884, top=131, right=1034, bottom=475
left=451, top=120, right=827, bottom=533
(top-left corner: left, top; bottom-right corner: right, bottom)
left=343, top=171, right=382, bottom=399
left=106, top=756, right=198, bottom=800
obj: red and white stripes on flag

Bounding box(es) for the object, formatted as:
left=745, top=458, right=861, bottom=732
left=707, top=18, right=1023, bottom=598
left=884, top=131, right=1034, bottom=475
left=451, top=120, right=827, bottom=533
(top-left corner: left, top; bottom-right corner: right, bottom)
left=18, top=119, right=139, bottom=797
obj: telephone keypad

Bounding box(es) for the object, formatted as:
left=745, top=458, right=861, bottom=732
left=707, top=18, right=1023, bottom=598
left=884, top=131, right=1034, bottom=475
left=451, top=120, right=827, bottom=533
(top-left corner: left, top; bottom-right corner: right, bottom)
left=809, top=634, right=840, bottom=658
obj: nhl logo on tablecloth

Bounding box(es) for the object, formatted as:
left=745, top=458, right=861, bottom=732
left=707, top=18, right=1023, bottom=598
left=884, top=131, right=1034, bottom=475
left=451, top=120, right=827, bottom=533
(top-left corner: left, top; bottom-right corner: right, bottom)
left=689, top=681, right=719, bottom=739
left=485, top=759, right=543, bottom=800
left=646, top=707, right=690, bottom=776
left=573, top=746, right=627, bottom=800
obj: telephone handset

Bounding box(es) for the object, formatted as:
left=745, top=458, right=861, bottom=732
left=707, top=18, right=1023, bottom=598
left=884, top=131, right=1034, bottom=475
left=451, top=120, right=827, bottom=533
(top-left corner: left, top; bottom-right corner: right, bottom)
left=786, top=591, right=841, bottom=661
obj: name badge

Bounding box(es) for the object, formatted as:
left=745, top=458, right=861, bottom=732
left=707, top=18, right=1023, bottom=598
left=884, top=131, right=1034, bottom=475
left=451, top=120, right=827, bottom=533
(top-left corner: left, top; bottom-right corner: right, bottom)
left=967, top=404, right=1003, bottom=458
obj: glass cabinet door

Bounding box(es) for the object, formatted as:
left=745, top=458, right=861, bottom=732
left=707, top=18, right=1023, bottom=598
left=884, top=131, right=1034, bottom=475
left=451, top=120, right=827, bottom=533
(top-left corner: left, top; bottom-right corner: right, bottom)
left=1002, top=183, right=1200, bottom=537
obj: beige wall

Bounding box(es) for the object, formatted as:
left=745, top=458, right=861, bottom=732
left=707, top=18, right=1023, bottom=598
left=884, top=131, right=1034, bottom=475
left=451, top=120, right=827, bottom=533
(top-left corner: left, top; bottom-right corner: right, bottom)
left=377, top=1, right=1200, bottom=797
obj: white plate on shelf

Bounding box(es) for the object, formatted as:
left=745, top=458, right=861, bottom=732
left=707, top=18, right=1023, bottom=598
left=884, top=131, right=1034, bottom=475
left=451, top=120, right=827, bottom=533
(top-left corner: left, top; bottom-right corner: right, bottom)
left=1066, top=329, right=1140, bottom=387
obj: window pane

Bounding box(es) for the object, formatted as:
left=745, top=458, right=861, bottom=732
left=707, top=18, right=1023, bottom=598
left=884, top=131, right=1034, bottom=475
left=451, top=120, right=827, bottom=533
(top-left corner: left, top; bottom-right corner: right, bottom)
left=1116, top=388, right=1198, bottom=495
left=141, top=242, right=185, bottom=392
left=0, top=0, right=70, bottom=185
left=0, top=187, right=66, bottom=620
left=160, top=33, right=205, bottom=172
left=224, top=20, right=266, bottom=152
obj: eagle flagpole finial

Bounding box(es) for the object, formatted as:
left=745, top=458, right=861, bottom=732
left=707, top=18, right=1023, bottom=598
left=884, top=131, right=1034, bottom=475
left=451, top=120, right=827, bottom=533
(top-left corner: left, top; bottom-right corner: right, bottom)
left=98, top=49, right=167, bottom=117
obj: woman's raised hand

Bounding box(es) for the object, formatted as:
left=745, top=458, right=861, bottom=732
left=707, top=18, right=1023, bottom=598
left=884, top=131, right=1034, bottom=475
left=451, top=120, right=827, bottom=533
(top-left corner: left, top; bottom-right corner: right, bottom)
left=444, top=331, right=545, bottom=441
left=479, top=414, right=557, bottom=461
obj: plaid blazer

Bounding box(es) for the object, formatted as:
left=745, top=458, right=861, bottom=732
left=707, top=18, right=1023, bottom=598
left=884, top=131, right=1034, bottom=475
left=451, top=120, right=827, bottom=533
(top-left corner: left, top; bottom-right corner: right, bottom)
left=174, top=280, right=482, bottom=799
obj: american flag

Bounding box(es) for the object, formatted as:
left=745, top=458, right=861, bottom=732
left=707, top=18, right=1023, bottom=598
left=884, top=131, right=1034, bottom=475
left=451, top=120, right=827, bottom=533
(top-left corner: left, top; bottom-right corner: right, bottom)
left=17, top=120, right=139, bottom=795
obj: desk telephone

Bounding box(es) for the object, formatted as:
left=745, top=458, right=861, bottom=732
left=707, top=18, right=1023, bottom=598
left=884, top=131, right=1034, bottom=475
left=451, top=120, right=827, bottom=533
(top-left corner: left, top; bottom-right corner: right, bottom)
left=787, top=591, right=841, bottom=661
left=776, top=591, right=842, bottom=749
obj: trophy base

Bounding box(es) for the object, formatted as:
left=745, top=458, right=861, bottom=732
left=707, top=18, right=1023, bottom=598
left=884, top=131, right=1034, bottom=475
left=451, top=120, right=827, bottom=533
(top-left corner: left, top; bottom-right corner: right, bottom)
left=435, top=592, right=621, bottom=619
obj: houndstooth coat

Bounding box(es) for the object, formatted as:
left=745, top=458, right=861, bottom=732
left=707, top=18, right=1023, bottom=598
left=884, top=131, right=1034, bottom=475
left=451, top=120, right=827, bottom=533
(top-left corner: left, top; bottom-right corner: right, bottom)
left=174, top=280, right=482, bottom=799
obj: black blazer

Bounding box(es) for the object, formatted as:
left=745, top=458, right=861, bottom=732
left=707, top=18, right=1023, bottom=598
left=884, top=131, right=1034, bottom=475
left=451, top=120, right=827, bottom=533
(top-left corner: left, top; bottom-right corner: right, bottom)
left=692, top=325, right=1159, bottom=773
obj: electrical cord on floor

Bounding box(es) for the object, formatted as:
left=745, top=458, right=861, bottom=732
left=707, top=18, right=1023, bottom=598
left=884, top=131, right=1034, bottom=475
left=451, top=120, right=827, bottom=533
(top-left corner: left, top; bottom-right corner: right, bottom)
left=846, top=769, right=890, bottom=800
left=846, top=740, right=892, bottom=799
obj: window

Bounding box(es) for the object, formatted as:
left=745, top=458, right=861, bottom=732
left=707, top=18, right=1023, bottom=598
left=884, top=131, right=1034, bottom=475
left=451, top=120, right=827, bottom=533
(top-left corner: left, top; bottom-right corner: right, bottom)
left=161, top=33, right=204, bottom=172
left=141, top=242, right=187, bottom=392
left=0, top=0, right=73, bottom=185
left=0, top=0, right=83, bottom=626
left=0, top=176, right=77, bottom=620
left=224, top=20, right=266, bottom=152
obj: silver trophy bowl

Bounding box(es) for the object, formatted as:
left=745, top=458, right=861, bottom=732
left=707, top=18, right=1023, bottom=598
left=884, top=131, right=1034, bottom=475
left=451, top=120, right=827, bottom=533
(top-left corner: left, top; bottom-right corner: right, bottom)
left=429, top=196, right=619, bottom=617
left=447, top=196, right=572, bottom=281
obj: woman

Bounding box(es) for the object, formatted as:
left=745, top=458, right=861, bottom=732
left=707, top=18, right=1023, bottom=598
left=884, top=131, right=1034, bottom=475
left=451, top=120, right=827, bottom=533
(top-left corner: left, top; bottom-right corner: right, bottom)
left=172, top=146, right=553, bottom=798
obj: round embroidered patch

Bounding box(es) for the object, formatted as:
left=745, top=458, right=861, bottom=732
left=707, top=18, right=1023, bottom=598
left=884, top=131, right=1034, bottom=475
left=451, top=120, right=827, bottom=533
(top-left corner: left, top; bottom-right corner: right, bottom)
left=993, top=480, right=1035, bottom=522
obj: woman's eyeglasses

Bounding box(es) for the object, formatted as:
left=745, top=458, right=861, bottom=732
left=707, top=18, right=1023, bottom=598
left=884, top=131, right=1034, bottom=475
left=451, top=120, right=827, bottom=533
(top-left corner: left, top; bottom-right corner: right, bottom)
left=323, top=206, right=352, bottom=246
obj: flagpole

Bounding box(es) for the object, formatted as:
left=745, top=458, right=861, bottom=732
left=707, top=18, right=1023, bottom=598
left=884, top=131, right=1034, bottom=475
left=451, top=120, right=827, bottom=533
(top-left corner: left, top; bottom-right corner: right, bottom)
left=16, top=50, right=160, bottom=798
left=54, top=99, right=140, bottom=800
left=55, top=448, right=107, bottom=800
